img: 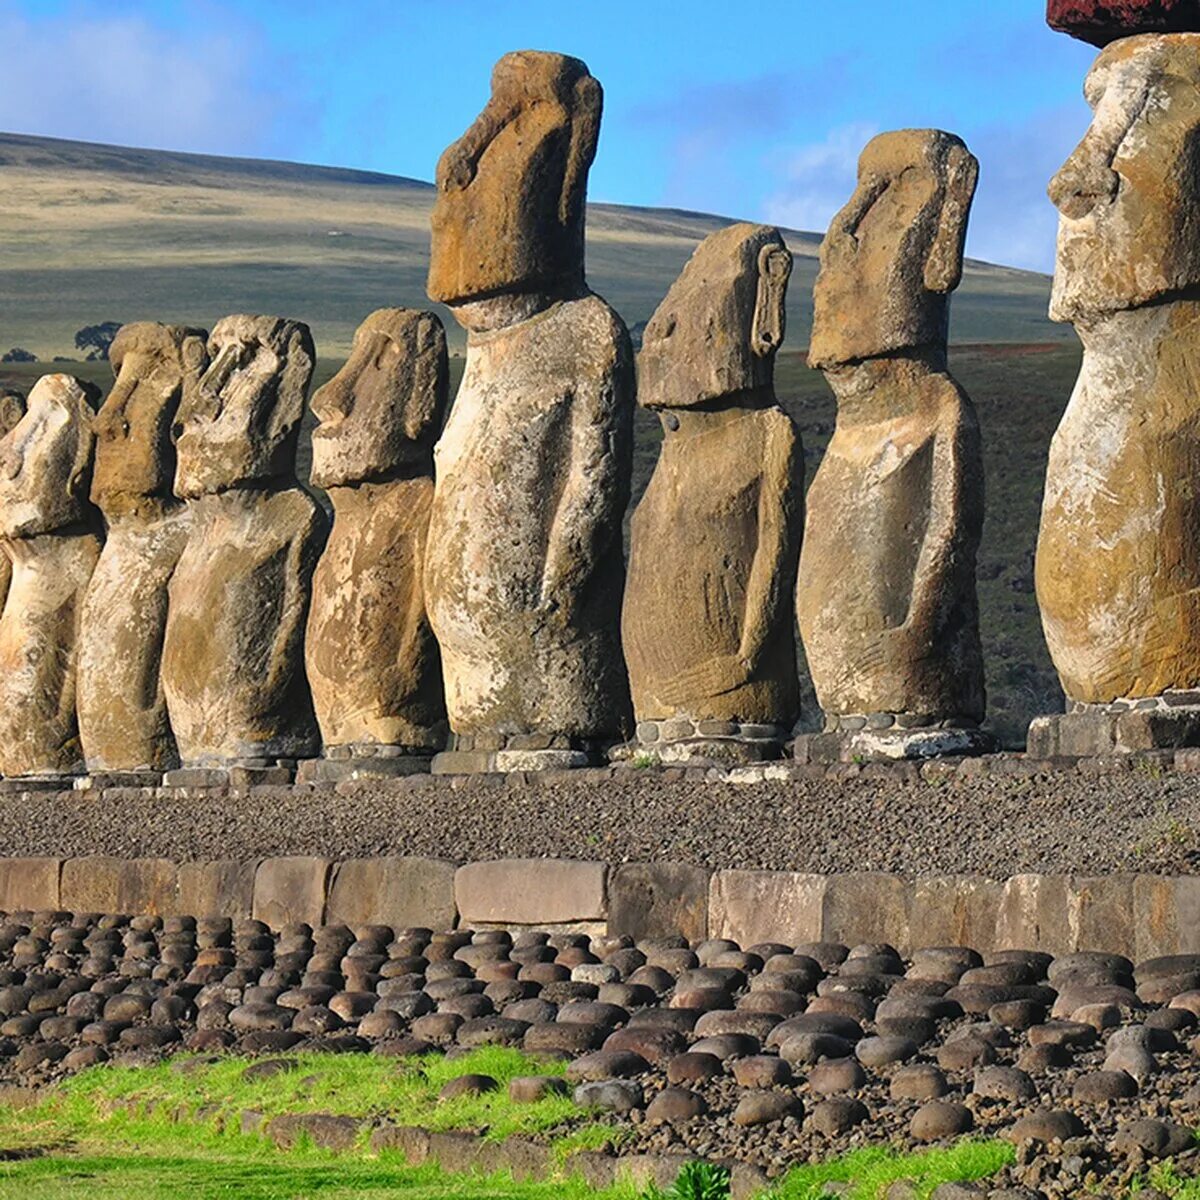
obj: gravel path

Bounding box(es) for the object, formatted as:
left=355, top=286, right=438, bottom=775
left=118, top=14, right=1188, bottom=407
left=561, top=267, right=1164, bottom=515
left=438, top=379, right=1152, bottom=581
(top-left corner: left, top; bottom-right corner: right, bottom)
left=1, top=768, right=1198, bottom=875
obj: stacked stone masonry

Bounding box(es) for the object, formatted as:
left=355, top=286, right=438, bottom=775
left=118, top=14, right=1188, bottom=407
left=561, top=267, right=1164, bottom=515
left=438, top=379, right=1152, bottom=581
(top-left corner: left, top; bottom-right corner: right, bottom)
left=0, top=839, right=1198, bottom=961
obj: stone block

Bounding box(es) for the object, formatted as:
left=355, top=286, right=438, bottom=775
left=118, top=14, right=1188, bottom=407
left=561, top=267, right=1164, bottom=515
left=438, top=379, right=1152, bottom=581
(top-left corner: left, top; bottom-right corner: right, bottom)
left=0, top=858, right=61, bottom=912
left=1068, top=875, right=1136, bottom=955
left=455, top=859, right=606, bottom=927
left=325, top=857, right=457, bottom=931
left=822, top=873, right=911, bottom=949
left=494, top=1136, right=553, bottom=1182
left=266, top=1113, right=363, bottom=1151
left=426, top=1131, right=486, bottom=1173
left=607, top=862, right=710, bottom=943
left=252, top=857, right=331, bottom=929
left=368, top=1124, right=430, bottom=1163
left=1048, top=0, right=1200, bottom=47
left=1117, top=709, right=1200, bottom=752
left=174, top=860, right=257, bottom=920
left=995, top=875, right=1072, bottom=952
left=708, top=870, right=826, bottom=948
left=60, top=856, right=177, bottom=915
left=910, top=876, right=1004, bottom=955
left=1133, top=875, right=1200, bottom=959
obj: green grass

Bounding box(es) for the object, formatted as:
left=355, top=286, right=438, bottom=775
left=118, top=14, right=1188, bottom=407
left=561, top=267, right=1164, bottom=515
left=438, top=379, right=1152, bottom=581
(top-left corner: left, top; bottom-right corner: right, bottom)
left=768, top=1141, right=1014, bottom=1199
left=57, top=1048, right=596, bottom=1144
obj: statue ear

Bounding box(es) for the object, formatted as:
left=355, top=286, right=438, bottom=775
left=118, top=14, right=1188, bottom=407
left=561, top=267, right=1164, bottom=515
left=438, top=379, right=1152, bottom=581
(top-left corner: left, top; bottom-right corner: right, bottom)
left=68, top=385, right=99, bottom=500
left=403, top=315, right=449, bottom=443
left=559, top=74, right=602, bottom=230
left=752, top=242, right=792, bottom=358
left=179, top=334, right=209, bottom=385
left=924, top=144, right=979, bottom=294
left=270, top=327, right=314, bottom=443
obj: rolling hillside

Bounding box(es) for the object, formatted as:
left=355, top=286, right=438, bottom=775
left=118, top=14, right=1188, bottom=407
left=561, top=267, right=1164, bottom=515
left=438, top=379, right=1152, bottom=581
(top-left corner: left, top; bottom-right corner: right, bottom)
left=0, top=131, right=1065, bottom=360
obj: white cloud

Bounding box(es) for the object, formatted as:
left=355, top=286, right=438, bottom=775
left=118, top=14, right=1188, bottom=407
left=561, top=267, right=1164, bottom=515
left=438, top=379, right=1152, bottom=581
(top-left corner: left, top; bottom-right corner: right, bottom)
left=761, top=122, right=880, bottom=237
left=0, top=5, right=285, bottom=156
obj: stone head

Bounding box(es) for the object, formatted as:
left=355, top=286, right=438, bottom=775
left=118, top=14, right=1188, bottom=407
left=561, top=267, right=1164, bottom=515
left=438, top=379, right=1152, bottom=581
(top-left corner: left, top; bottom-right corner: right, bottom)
left=808, top=129, right=978, bottom=369
left=638, top=223, right=792, bottom=410
left=92, top=322, right=208, bottom=513
left=1049, top=34, right=1200, bottom=324
left=174, top=314, right=314, bottom=499
left=0, top=390, right=25, bottom=437
left=427, top=50, right=602, bottom=307
left=0, top=374, right=98, bottom=539
left=310, top=308, right=448, bottom=489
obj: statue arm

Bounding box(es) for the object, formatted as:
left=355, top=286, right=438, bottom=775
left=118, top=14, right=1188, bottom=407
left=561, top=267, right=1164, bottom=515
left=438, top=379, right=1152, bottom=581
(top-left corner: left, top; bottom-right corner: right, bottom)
left=537, top=374, right=628, bottom=627
left=265, top=511, right=323, bottom=699
left=655, top=415, right=802, bottom=705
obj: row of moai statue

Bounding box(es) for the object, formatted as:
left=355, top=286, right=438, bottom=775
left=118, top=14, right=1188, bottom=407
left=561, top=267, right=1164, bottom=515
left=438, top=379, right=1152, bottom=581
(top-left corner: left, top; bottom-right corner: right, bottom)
left=3, top=14, right=1197, bottom=782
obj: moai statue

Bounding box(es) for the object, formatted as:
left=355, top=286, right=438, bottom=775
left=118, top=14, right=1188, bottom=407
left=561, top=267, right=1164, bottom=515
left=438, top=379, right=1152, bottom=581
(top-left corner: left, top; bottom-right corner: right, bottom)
left=0, top=389, right=26, bottom=615
left=1032, top=30, right=1200, bottom=756
left=161, top=315, right=326, bottom=780
left=424, top=50, right=635, bottom=773
left=0, top=375, right=102, bottom=779
left=621, top=223, right=803, bottom=763
left=795, top=129, right=990, bottom=762
left=77, top=323, right=207, bottom=780
left=301, top=308, right=449, bottom=783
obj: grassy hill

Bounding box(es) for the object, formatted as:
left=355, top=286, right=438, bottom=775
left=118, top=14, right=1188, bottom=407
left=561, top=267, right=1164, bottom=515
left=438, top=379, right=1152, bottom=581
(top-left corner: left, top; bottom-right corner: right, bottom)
left=0, top=131, right=1075, bottom=746
left=0, top=131, right=1065, bottom=360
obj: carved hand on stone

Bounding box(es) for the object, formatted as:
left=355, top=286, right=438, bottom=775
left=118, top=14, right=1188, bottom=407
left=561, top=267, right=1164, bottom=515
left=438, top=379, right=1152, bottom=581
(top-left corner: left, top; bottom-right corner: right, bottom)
left=656, top=653, right=753, bottom=707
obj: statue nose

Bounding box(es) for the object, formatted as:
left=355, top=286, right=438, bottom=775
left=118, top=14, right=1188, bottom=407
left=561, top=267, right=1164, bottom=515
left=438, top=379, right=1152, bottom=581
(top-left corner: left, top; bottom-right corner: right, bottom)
left=1049, top=143, right=1119, bottom=220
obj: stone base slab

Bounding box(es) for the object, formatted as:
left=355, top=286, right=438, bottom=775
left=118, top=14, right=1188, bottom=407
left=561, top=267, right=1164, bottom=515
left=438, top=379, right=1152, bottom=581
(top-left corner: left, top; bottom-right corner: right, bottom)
left=432, top=748, right=594, bottom=774
left=0, top=776, right=81, bottom=794
left=618, top=718, right=787, bottom=766
left=296, top=756, right=433, bottom=785
left=795, top=726, right=996, bottom=763
left=75, top=771, right=165, bottom=790
left=163, top=764, right=296, bottom=788
left=1029, top=707, right=1200, bottom=757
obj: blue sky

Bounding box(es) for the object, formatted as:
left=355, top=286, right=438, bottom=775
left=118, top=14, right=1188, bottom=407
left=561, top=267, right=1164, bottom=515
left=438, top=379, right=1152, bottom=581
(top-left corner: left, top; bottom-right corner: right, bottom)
left=0, top=0, right=1096, bottom=272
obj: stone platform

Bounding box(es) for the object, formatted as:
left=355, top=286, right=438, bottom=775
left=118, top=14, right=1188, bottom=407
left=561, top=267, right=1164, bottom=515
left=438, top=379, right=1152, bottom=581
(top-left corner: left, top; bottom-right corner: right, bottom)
left=1029, top=697, right=1200, bottom=758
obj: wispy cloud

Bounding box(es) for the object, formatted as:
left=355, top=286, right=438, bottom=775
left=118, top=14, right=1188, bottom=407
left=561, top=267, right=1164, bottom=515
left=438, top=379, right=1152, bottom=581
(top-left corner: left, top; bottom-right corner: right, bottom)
left=761, top=122, right=880, bottom=236
left=0, top=5, right=290, bottom=157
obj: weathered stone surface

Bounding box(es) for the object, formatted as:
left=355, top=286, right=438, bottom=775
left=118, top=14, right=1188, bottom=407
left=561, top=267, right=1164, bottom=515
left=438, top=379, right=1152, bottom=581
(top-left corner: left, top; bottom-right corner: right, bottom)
left=995, top=875, right=1073, bottom=952
left=60, top=856, right=176, bottom=914
left=623, top=224, right=802, bottom=745
left=325, top=857, right=457, bottom=931
left=1037, top=36, right=1200, bottom=708
left=307, top=309, right=448, bottom=756
left=252, top=857, right=331, bottom=929
left=0, top=390, right=24, bottom=615
left=911, top=876, right=1003, bottom=955
left=163, top=315, right=325, bottom=766
left=1069, top=875, right=1137, bottom=956
left=1048, top=0, right=1200, bottom=45
left=822, top=873, right=911, bottom=949
left=79, top=323, right=205, bottom=772
left=607, top=862, right=710, bottom=943
left=709, top=870, right=826, bottom=948
left=0, top=858, right=60, bottom=911
left=425, top=52, right=633, bottom=761
left=798, top=130, right=985, bottom=731
left=455, top=859, right=605, bottom=927
left=173, top=860, right=256, bottom=920
left=0, top=374, right=102, bottom=776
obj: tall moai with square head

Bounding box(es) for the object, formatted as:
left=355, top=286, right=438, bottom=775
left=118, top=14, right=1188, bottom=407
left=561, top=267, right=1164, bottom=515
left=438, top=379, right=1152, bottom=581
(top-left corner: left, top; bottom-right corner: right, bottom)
left=161, top=315, right=326, bottom=776
left=78, top=323, right=207, bottom=777
left=1032, top=16, right=1200, bottom=756
left=0, top=375, right=102, bottom=778
left=301, top=308, right=449, bottom=784
left=795, top=129, right=991, bottom=763
left=424, top=50, right=635, bottom=773
left=621, top=223, right=804, bottom=764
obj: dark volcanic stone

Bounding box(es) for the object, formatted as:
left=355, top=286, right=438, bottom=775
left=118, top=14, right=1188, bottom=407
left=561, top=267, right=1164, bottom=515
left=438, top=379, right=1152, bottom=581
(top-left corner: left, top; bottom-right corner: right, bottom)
left=733, top=1091, right=802, bottom=1126
left=809, top=1097, right=868, bottom=1137
left=646, top=1086, right=707, bottom=1125
left=731, top=1055, right=792, bottom=1088
left=911, top=1101, right=973, bottom=1141
left=1047, top=0, right=1200, bottom=46
left=1073, top=1070, right=1138, bottom=1103
left=1005, top=1109, right=1088, bottom=1144
left=439, top=1073, right=497, bottom=1100
left=665, top=1052, right=722, bottom=1086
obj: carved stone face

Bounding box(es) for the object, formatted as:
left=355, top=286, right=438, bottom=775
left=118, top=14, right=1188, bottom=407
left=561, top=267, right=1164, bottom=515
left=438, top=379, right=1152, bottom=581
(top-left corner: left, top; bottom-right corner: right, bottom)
left=1049, top=34, right=1200, bottom=324
left=427, top=50, right=602, bottom=306
left=638, top=223, right=791, bottom=410
left=174, top=314, right=314, bottom=499
left=0, top=374, right=98, bottom=539
left=808, top=129, right=978, bottom=368
left=0, top=390, right=25, bottom=438
left=310, top=308, right=447, bottom=490
left=92, top=322, right=208, bottom=512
